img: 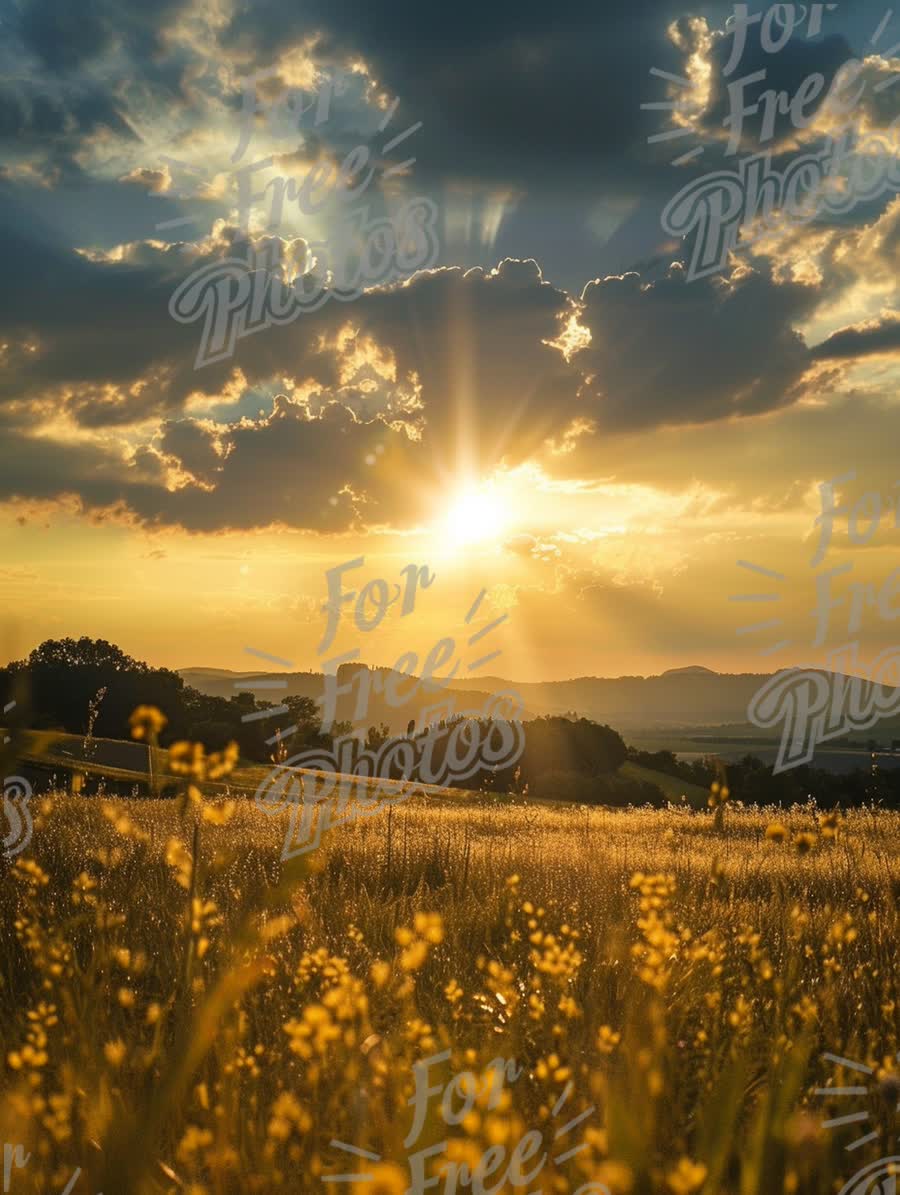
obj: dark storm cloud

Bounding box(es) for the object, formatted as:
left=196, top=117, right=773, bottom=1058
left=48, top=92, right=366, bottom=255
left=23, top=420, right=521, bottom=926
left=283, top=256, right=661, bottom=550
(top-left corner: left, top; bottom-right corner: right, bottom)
left=0, top=240, right=829, bottom=529
left=330, top=258, right=581, bottom=472
left=132, top=399, right=422, bottom=532
left=0, top=198, right=344, bottom=415
left=0, top=0, right=207, bottom=191
left=0, top=76, right=135, bottom=152
left=15, top=0, right=189, bottom=73
left=221, top=0, right=734, bottom=193
left=158, top=418, right=223, bottom=483
left=689, top=22, right=854, bottom=156
left=811, top=312, right=900, bottom=360
left=572, top=262, right=818, bottom=429
left=0, top=125, right=836, bottom=532
left=0, top=395, right=411, bottom=533
left=0, top=172, right=582, bottom=456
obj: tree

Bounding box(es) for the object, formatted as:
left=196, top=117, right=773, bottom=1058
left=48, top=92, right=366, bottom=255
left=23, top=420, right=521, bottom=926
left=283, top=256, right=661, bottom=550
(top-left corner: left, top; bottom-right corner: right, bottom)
left=26, top=638, right=146, bottom=673
left=5, top=638, right=184, bottom=740
left=365, top=722, right=391, bottom=752
left=517, top=716, right=626, bottom=783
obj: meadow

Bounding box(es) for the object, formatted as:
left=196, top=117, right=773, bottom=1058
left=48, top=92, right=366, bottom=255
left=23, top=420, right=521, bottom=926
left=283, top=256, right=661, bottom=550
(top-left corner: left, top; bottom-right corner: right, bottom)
left=0, top=764, right=898, bottom=1195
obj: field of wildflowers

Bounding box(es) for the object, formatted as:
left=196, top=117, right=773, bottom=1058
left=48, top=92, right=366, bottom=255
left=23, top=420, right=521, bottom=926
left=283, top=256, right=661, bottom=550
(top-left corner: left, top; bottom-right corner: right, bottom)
left=0, top=729, right=898, bottom=1194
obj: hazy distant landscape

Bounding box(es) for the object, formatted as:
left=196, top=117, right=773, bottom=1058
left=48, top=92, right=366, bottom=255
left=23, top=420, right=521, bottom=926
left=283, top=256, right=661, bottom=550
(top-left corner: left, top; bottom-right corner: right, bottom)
left=181, top=662, right=776, bottom=729
left=182, top=660, right=900, bottom=772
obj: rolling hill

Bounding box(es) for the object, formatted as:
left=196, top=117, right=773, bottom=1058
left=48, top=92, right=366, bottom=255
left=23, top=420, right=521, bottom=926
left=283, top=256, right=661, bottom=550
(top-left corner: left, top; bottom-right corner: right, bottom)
left=182, top=661, right=900, bottom=735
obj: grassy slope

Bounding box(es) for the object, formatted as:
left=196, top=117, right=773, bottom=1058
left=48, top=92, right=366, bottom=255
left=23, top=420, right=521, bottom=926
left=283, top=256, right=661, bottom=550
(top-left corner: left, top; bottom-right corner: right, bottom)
left=16, top=728, right=701, bottom=809
left=620, top=760, right=709, bottom=808
left=13, top=728, right=482, bottom=803
left=0, top=795, right=896, bottom=1194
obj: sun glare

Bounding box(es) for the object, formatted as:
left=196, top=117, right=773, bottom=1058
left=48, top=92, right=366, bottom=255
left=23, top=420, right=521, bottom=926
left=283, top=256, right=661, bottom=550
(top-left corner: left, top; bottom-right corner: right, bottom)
left=442, top=482, right=511, bottom=548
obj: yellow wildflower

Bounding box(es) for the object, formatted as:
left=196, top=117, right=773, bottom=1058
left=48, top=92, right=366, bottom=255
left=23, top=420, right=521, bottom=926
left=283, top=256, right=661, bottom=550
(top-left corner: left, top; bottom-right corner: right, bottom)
left=129, top=705, right=167, bottom=740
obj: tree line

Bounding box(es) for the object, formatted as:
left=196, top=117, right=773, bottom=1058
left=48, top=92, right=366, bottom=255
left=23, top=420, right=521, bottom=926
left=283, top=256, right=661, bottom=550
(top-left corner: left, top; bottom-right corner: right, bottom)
left=8, top=640, right=898, bottom=808
left=1, top=638, right=657, bottom=803
left=628, top=747, right=900, bottom=809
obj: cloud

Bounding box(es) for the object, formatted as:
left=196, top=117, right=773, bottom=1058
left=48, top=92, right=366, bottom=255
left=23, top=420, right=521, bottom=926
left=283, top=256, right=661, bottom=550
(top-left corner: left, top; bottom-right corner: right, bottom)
left=5, top=263, right=571, bottom=528
left=15, top=0, right=190, bottom=74
left=0, top=204, right=590, bottom=528
left=330, top=258, right=580, bottom=473
left=220, top=0, right=710, bottom=192
left=812, top=311, right=900, bottom=359
left=119, top=166, right=172, bottom=194
left=666, top=14, right=855, bottom=159
left=125, top=397, right=423, bottom=532
left=504, top=533, right=561, bottom=561
left=0, top=207, right=839, bottom=533
left=571, top=261, right=817, bottom=429
left=158, top=418, right=224, bottom=483
left=0, top=206, right=345, bottom=415
left=0, top=396, right=402, bottom=533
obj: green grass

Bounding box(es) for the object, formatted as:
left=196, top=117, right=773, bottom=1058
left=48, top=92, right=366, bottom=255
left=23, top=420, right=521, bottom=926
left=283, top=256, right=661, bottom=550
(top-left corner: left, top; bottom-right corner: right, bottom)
left=621, top=760, right=709, bottom=807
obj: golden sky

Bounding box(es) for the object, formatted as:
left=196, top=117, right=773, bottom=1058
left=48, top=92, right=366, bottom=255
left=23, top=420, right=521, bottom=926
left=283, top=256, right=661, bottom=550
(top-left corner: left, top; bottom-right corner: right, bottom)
left=3, top=0, right=900, bottom=680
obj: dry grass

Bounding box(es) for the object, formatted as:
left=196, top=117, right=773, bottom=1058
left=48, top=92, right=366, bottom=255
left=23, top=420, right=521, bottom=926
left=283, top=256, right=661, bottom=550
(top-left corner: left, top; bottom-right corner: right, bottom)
left=0, top=787, right=898, bottom=1194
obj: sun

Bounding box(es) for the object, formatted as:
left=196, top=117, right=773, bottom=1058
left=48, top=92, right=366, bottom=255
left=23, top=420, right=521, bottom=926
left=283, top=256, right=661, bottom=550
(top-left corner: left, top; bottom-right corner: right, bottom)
left=442, top=481, right=511, bottom=548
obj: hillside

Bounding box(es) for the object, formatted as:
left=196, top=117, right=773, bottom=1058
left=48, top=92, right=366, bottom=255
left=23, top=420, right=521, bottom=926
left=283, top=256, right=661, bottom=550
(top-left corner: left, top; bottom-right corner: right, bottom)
left=179, top=664, right=537, bottom=736
left=182, top=662, right=900, bottom=736
left=14, top=729, right=696, bottom=815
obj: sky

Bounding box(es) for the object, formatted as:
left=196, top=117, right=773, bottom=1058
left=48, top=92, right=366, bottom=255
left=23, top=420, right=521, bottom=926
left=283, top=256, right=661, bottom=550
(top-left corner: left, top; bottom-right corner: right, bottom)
left=2, top=0, right=900, bottom=681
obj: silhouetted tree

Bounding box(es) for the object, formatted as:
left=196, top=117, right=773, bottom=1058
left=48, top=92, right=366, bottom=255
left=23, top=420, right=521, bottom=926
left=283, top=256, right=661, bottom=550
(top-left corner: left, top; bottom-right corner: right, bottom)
left=0, top=638, right=333, bottom=763
left=3, top=637, right=185, bottom=741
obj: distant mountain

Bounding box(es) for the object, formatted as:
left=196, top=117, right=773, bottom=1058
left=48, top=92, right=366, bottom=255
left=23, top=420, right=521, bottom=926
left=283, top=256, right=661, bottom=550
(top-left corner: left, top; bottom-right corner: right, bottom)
left=180, top=668, right=322, bottom=701
left=179, top=665, right=533, bottom=736
left=661, top=666, right=718, bottom=677
left=180, top=662, right=900, bottom=738
left=444, top=667, right=776, bottom=728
